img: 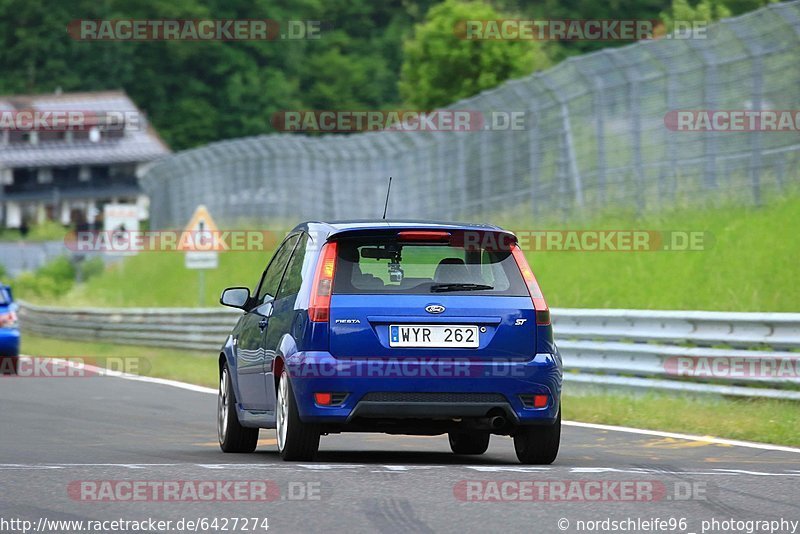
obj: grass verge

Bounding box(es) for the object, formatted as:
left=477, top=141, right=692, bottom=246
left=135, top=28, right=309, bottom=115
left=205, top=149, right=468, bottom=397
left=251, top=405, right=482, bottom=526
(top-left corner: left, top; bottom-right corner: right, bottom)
left=509, top=194, right=799, bottom=311
left=26, top=194, right=799, bottom=311
left=20, top=333, right=800, bottom=448
left=566, top=391, right=800, bottom=448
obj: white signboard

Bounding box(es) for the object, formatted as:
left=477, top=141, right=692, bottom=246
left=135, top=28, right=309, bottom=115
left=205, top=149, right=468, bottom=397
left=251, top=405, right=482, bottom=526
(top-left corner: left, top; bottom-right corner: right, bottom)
left=103, top=204, right=140, bottom=256
left=185, top=251, right=219, bottom=269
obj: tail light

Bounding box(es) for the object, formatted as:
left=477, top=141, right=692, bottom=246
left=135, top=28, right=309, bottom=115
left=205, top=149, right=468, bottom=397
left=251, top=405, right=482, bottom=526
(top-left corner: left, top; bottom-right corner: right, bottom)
left=314, top=392, right=348, bottom=406
left=0, top=311, right=18, bottom=328
left=314, top=392, right=332, bottom=405
left=308, top=241, right=338, bottom=322
left=520, top=393, right=550, bottom=409
left=510, top=244, right=550, bottom=326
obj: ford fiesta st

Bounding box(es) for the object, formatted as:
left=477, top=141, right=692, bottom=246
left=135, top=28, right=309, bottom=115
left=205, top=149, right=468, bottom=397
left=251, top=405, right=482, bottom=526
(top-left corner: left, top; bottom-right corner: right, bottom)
left=217, top=221, right=562, bottom=464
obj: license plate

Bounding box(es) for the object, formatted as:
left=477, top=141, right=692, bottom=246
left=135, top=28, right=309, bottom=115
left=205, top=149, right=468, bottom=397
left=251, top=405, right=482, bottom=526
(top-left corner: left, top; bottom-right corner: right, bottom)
left=389, top=325, right=479, bottom=348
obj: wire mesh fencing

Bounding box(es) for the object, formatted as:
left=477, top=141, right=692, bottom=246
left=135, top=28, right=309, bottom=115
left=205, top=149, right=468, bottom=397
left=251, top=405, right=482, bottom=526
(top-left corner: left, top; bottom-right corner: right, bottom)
left=141, top=2, right=800, bottom=229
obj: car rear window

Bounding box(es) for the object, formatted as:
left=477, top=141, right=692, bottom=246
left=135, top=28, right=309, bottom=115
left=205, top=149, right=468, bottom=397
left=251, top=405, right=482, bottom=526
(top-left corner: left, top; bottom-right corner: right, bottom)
left=0, top=288, right=10, bottom=306
left=333, top=233, right=529, bottom=296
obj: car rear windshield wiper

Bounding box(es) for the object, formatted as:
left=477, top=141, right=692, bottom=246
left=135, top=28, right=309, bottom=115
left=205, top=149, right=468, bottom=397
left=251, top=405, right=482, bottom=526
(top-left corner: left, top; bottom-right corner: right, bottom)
left=430, top=283, right=494, bottom=293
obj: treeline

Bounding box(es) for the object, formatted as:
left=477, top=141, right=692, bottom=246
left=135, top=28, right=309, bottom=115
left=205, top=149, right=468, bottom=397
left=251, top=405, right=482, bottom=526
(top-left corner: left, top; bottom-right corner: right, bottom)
left=0, top=0, right=774, bottom=150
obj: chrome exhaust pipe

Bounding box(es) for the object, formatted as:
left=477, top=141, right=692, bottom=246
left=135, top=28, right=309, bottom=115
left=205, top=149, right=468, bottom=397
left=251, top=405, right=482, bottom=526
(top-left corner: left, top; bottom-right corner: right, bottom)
left=489, top=416, right=506, bottom=429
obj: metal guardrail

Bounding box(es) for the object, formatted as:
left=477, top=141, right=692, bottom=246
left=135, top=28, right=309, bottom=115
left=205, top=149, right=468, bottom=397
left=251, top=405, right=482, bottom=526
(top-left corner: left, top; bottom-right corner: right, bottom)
left=18, top=302, right=240, bottom=353
left=17, top=301, right=800, bottom=400
left=555, top=308, right=800, bottom=400
left=554, top=308, right=800, bottom=349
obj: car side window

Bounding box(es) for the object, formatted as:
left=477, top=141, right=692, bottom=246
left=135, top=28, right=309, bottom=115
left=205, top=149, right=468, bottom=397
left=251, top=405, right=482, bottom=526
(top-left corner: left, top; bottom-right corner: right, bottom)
left=276, top=234, right=308, bottom=300
left=256, top=235, right=300, bottom=303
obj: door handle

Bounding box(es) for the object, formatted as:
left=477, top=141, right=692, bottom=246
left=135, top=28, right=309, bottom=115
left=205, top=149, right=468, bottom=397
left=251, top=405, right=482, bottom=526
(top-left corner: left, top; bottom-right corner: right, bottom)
left=258, top=318, right=269, bottom=331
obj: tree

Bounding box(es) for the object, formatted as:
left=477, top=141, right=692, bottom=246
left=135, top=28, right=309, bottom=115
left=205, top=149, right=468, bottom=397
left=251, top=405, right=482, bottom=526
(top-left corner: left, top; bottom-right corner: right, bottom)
left=0, top=0, right=403, bottom=149
left=399, top=0, right=550, bottom=110
left=501, top=0, right=671, bottom=60
left=661, top=0, right=777, bottom=32
left=661, top=0, right=732, bottom=32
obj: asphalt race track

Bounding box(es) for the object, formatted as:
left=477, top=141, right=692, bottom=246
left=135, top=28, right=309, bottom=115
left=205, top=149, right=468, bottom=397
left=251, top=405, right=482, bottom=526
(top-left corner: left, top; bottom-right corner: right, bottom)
left=1, top=360, right=799, bottom=534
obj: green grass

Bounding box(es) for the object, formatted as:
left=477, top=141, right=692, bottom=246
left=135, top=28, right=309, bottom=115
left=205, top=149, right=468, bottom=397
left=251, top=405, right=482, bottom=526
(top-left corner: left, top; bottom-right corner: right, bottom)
left=19, top=333, right=800, bottom=447
left=57, top=248, right=272, bottom=307
left=566, top=391, right=800, bottom=447
left=44, top=194, right=799, bottom=311
left=501, top=195, right=800, bottom=311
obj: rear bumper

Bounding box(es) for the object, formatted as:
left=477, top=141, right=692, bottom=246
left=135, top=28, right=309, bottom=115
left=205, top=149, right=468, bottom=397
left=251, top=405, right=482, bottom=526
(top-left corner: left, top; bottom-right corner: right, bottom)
left=285, top=351, right=562, bottom=426
left=349, top=400, right=520, bottom=425
left=0, top=329, right=20, bottom=356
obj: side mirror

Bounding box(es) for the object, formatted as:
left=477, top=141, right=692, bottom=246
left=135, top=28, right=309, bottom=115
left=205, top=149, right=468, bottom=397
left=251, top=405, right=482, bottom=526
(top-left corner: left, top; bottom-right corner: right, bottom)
left=220, top=287, right=251, bottom=309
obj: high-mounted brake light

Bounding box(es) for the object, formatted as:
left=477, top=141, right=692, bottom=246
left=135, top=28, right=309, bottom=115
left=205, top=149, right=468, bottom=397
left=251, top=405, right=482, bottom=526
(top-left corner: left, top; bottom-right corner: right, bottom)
left=510, top=244, right=550, bottom=326
left=397, top=231, right=451, bottom=242
left=308, top=241, right=338, bottom=322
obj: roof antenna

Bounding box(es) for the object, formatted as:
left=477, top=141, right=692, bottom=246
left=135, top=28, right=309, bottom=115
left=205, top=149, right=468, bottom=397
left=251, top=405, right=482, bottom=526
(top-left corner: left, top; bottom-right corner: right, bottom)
left=382, top=176, right=393, bottom=220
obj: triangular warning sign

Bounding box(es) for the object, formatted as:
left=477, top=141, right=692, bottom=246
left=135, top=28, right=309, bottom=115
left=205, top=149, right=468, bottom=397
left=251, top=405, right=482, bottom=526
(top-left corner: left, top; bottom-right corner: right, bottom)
left=183, top=205, right=218, bottom=234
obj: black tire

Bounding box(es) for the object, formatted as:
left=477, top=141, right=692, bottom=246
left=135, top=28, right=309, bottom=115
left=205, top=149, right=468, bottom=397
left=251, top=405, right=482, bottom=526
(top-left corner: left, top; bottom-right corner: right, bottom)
left=448, top=431, right=490, bottom=455
left=276, top=371, right=320, bottom=461
left=513, top=408, right=561, bottom=464
left=218, top=363, right=259, bottom=453
left=0, top=356, right=19, bottom=375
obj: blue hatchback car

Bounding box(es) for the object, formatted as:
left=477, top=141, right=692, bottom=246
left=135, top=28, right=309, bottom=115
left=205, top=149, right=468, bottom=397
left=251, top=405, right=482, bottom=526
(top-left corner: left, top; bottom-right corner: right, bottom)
left=217, top=221, right=562, bottom=464
left=0, top=284, right=20, bottom=375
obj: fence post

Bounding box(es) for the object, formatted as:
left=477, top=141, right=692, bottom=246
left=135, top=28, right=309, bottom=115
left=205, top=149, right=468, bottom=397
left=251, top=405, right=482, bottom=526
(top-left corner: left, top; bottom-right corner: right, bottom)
left=663, top=52, right=679, bottom=203
left=726, top=20, right=766, bottom=207
left=592, top=76, right=607, bottom=205
left=540, top=75, right=584, bottom=214
left=749, top=49, right=764, bottom=207
left=457, top=134, right=467, bottom=219
left=509, top=82, right=541, bottom=218
left=686, top=38, right=719, bottom=191
left=604, top=48, right=645, bottom=214
left=528, top=102, right=541, bottom=218
left=479, top=129, right=491, bottom=219
left=560, top=101, right=584, bottom=210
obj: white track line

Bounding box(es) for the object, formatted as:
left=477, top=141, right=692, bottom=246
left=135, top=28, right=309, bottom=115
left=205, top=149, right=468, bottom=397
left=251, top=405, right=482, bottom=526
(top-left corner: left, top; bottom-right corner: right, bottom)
left=21, top=356, right=216, bottom=395
left=1, top=464, right=799, bottom=476
left=564, top=421, right=800, bottom=454
left=31, top=356, right=800, bottom=455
